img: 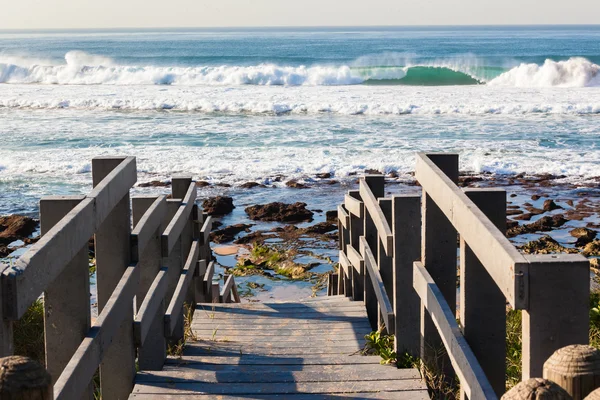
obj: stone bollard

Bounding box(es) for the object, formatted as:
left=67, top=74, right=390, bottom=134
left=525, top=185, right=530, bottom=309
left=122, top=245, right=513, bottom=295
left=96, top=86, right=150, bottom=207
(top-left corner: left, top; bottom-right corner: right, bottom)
left=543, top=345, right=600, bottom=400
left=0, top=356, right=53, bottom=400
left=502, top=378, right=572, bottom=399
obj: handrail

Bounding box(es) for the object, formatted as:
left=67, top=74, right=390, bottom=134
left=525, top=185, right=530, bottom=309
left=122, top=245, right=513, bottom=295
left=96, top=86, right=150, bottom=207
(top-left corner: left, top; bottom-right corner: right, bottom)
left=415, top=152, right=528, bottom=309
left=360, top=237, right=394, bottom=335
left=413, top=261, right=497, bottom=400
left=344, top=194, right=364, bottom=218
left=134, top=267, right=168, bottom=346
left=220, top=275, right=235, bottom=303
left=337, top=205, right=350, bottom=229
left=161, top=182, right=197, bottom=256
left=131, top=196, right=167, bottom=261
left=199, top=216, right=213, bottom=245
left=359, top=179, right=394, bottom=257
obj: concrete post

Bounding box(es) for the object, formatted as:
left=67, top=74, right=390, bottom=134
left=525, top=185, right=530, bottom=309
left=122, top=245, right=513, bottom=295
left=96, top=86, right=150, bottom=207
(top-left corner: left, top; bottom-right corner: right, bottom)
left=420, top=154, right=458, bottom=381
left=522, top=254, right=590, bottom=379
left=172, top=177, right=195, bottom=307
left=348, top=191, right=364, bottom=302
left=363, top=175, right=384, bottom=331
left=132, top=196, right=166, bottom=371
left=0, top=264, right=14, bottom=357
left=40, top=196, right=92, bottom=399
left=460, top=188, right=507, bottom=398
left=164, top=199, right=185, bottom=344
left=378, top=198, right=394, bottom=334
left=92, top=157, right=135, bottom=400
left=392, top=194, right=421, bottom=358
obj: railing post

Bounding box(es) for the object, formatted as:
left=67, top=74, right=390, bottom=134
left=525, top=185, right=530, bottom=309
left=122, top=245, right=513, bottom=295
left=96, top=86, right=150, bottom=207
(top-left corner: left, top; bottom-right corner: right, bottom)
left=522, top=254, right=590, bottom=379
left=193, top=205, right=207, bottom=303
left=92, top=157, right=136, bottom=400
left=132, top=196, right=167, bottom=371
left=348, top=191, right=364, bottom=302
left=461, top=189, right=507, bottom=397
left=39, top=196, right=93, bottom=398
left=164, top=198, right=185, bottom=343
left=392, top=194, right=421, bottom=358
left=419, top=154, right=458, bottom=381
left=172, top=177, right=195, bottom=307
left=0, top=264, right=13, bottom=357
left=363, top=175, right=384, bottom=331
left=378, top=198, right=394, bottom=334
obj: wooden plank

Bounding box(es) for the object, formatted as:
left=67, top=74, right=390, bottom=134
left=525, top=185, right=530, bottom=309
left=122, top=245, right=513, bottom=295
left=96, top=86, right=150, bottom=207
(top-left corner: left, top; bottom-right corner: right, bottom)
left=2, top=197, right=95, bottom=319
left=134, top=267, right=168, bottom=345
left=131, top=196, right=166, bottom=261
left=162, top=182, right=197, bottom=256
left=191, top=318, right=371, bottom=326
left=359, top=179, right=394, bottom=257
left=165, top=354, right=384, bottom=366
left=412, top=261, right=497, bottom=400
left=339, top=250, right=351, bottom=276
left=415, top=152, right=528, bottom=309
left=346, top=244, right=364, bottom=275
left=129, top=392, right=430, bottom=400
left=193, top=335, right=366, bottom=343
left=200, top=216, right=213, bottom=246
left=160, top=363, right=418, bottom=375
left=197, top=310, right=368, bottom=319
left=192, top=328, right=372, bottom=335
left=203, top=261, right=215, bottom=294
left=181, top=345, right=362, bottom=356
left=360, top=237, right=394, bottom=335
left=54, top=264, right=140, bottom=400
left=337, top=205, right=350, bottom=229
left=220, top=275, right=235, bottom=303
left=186, top=340, right=366, bottom=349
left=344, top=193, right=364, bottom=219
left=131, top=379, right=426, bottom=395
left=165, top=240, right=200, bottom=335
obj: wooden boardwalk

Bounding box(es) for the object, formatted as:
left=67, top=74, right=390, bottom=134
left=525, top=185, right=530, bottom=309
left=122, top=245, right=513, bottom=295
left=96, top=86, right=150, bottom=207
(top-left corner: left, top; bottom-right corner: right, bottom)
left=129, top=296, right=429, bottom=399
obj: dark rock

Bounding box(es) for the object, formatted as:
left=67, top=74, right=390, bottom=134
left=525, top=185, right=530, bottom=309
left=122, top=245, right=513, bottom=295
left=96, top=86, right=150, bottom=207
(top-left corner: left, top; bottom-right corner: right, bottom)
left=506, top=209, right=524, bottom=216
left=210, top=224, right=253, bottom=244
left=520, top=235, right=578, bottom=254
left=202, top=196, right=235, bottom=216
left=512, top=213, right=535, bottom=221
left=566, top=199, right=574, bottom=207
left=245, top=202, right=313, bottom=223
left=285, top=179, right=309, bottom=189
left=506, top=219, right=519, bottom=229
left=138, top=180, right=170, bottom=188
left=458, top=175, right=484, bottom=187
left=326, top=210, right=338, bottom=221
left=323, top=180, right=338, bottom=185
left=302, top=222, right=337, bottom=235
left=531, top=195, right=541, bottom=201
left=316, top=172, right=331, bottom=179
left=570, top=227, right=597, bottom=247
left=510, top=193, right=517, bottom=198
left=234, top=231, right=272, bottom=245
left=196, top=181, right=210, bottom=187
left=365, top=169, right=382, bottom=175
left=240, top=182, right=262, bottom=189
left=507, top=214, right=568, bottom=238
left=583, top=240, right=600, bottom=256
left=211, top=220, right=223, bottom=230
left=0, top=215, right=38, bottom=245
left=388, top=170, right=399, bottom=178
left=216, top=183, right=232, bottom=188
left=542, top=200, right=562, bottom=212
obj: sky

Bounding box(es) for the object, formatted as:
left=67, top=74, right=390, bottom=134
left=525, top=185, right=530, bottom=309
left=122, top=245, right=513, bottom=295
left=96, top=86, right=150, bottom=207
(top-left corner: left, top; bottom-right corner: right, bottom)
left=0, top=0, right=598, bottom=30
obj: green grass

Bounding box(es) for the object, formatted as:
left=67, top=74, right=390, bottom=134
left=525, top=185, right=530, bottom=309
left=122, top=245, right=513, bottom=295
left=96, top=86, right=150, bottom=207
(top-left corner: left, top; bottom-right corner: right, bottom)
left=13, top=298, right=45, bottom=364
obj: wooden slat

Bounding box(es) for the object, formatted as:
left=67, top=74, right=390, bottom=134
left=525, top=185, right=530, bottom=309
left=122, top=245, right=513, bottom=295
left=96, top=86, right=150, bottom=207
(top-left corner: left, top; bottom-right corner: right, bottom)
left=337, top=205, right=350, bottom=229
left=198, top=310, right=367, bottom=319
left=220, top=275, right=235, bottom=303
left=359, top=179, right=394, bottom=257
left=160, top=363, right=417, bottom=374
left=415, top=152, right=528, bottom=309
left=53, top=263, right=140, bottom=400
left=2, top=198, right=96, bottom=319
left=165, top=240, right=200, bottom=335
left=131, top=196, right=166, bottom=260
left=413, top=261, right=497, bottom=400
left=134, top=267, right=168, bottom=346
left=338, top=250, right=351, bottom=276
left=344, top=193, right=364, bottom=218
left=360, top=237, right=394, bottom=335
left=203, top=261, right=215, bottom=294
left=129, top=392, right=429, bottom=399
left=199, top=216, right=212, bottom=245
left=162, top=182, right=197, bottom=256
left=346, top=245, right=364, bottom=275
left=165, top=354, right=383, bottom=366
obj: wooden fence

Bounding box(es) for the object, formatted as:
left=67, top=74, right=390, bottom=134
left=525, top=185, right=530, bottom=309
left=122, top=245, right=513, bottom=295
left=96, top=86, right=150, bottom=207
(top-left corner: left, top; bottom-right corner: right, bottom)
left=0, top=156, right=238, bottom=400
left=333, top=152, right=590, bottom=399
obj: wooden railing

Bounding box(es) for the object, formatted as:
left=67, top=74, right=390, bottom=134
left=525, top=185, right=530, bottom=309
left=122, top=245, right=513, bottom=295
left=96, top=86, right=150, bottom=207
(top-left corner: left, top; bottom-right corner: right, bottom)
left=333, top=153, right=590, bottom=399
left=0, top=156, right=238, bottom=400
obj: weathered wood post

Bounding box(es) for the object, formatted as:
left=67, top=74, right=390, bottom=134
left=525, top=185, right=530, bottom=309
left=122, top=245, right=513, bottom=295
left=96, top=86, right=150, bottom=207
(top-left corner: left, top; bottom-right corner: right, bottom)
left=391, top=194, right=421, bottom=358
left=460, top=188, right=507, bottom=397
left=132, top=196, right=167, bottom=371
left=347, top=190, right=364, bottom=301
left=362, top=175, right=384, bottom=330
left=211, top=283, right=220, bottom=303
left=522, top=254, right=590, bottom=379
left=39, top=196, right=92, bottom=397
left=92, top=156, right=136, bottom=399
left=0, top=356, right=52, bottom=400
left=418, top=153, right=459, bottom=381
left=502, top=378, right=572, bottom=399
left=543, top=345, right=600, bottom=400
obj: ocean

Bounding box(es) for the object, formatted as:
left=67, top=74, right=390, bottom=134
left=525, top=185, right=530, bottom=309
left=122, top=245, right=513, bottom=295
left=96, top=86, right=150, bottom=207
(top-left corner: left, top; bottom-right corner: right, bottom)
left=1, top=25, right=599, bottom=216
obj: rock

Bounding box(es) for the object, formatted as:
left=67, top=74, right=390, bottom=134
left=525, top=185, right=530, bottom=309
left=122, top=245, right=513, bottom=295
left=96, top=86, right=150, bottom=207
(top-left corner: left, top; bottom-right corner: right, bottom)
left=323, top=180, right=338, bottom=185
left=326, top=210, right=338, bottom=221
left=458, top=175, right=484, bottom=187
left=138, top=180, right=170, bottom=187
left=506, top=209, right=524, bottom=216
left=316, top=172, right=331, bottom=179
left=196, top=181, right=210, bottom=187
left=583, top=240, right=600, bottom=257
left=507, top=214, right=568, bottom=238
left=570, top=227, right=597, bottom=247
left=387, top=170, right=399, bottom=178
left=542, top=199, right=562, bottom=212
left=210, top=224, right=253, bottom=244
left=510, top=193, right=517, bottom=198
left=285, top=179, right=309, bottom=189
left=240, top=182, right=262, bottom=189
left=0, top=215, right=38, bottom=245
left=507, top=219, right=519, bottom=229
left=520, top=235, right=578, bottom=254
left=364, top=169, right=382, bottom=175
left=245, top=202, right=313, bottom=223
left=202, top=196, right=235, bottom=216
left=234, top=231, right=271, bottom=245
left=216, top=183, right=232, bottom=188
left=531, top=194, right=541, bottom=201
left=566, top=199, right=574, bottom=207
left=302, top=222, right=337, bottom=235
